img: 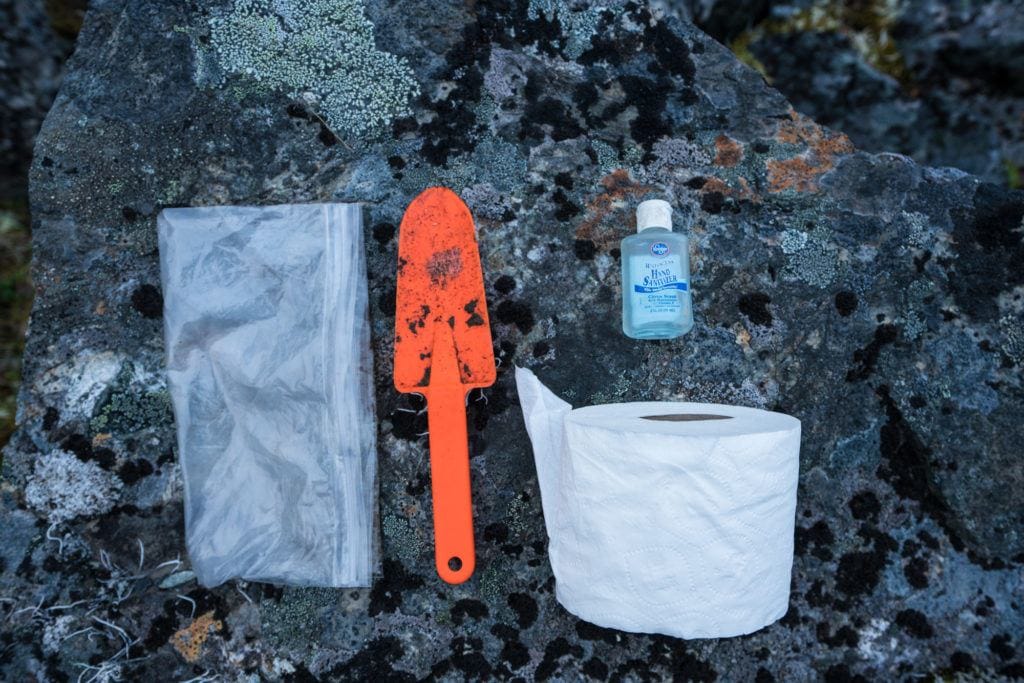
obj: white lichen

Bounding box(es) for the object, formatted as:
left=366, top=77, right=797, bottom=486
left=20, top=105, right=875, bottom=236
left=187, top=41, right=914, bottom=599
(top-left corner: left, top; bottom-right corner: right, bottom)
left=902, top=211, right=932, bottom=249
left=901, top=279, right=933, bottom=341
left=207, top=0, right=419, bottom=137
left=780, top=228, right=809, bottom=254
left=483, top=48, right=531, bottom=102
left=591, top=139, right=619, bottom=173
left=647, top=137, right=712, bottom=175
left=437, top=137, right=527, bottom=193
left=42, top=615, right=75, bottom=654
left=528, top=0, right=604, bottom=59
left=782, top=226, right=837, bottom=288
left=381, top=513, right=422, bottom=565
left=25, top=450, right=123, bottom=524
left=1000, top=315, right=1024, bottom=363
left=38, top=351, right=123, bottom=420
left=461, top=182, right=512, bottom=221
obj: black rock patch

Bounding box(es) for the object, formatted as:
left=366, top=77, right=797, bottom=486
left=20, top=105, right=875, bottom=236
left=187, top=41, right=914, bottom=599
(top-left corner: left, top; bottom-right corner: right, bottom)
left=445, top=636, right=492, bottom=680
left=846, top=324, right=898, bottom=381
left=701, top=191, right=725, bottom=214
left=875, top=386, right=964, bottom=549
left=738, top=292, right=772, bottom=326
left=554, top=189, right=582, bottom=220
left=836, top=551, right=883, bottom=597
left=848, top=491, right=881, bottom=521
left=642, top=19, right=696, bottom=81
left=42, top=406, right=59, bottom=431
left=823, top=663, right=868, bottom=683
left=507, top=592, right=538, bottom=629
left=895, top=608, right=934, bottom=639
left=372, top=222, right=396, bottom=245
left=618, top=75, right=673, bottom=150
left=574, top=239, right=597, bottom=260
left=796, top=520, right=835, bottom=560
left=948, top=184, right=1024, bottom=321
left=450, top=598, right=489, bottom=625
left=496, top=300, right=535, bottom=333
left=368, top=559, right=424, bottom=616
left=131, top=284, right=163, bottom=319
left=990, top=633, right=1015, bottom=661
left=816, top=623, right=859, bottom=647
left=835, top=290, right=858, bottom=316
left=325, top=636, right=414, bottom=681
left=903, top=555, right=929, bottom=589
left=535, top=637, right=581, bottom=681
left=117, top=458, right=154, bottom=485
left=494, top=275, right=517, bottom=294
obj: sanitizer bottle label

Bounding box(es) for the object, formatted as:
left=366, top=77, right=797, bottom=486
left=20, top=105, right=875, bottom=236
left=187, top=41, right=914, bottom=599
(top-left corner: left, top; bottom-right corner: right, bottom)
left=629, top=241, right=687, bottom=319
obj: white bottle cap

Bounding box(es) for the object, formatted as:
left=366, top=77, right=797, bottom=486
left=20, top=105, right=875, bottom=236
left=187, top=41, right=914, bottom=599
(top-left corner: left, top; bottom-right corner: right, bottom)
left=636, top=199, right=672, bottom=232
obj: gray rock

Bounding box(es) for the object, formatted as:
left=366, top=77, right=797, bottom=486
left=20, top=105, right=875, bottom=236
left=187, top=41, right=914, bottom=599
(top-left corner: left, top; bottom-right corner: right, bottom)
left=730, top=0, right=1024, bottom=185
left=2, top=0, right=1023, bottom=680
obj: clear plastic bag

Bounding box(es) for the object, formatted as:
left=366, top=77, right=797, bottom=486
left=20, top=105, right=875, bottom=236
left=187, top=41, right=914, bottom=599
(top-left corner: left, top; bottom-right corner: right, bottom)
left=158, top=204, right=377, bottom=587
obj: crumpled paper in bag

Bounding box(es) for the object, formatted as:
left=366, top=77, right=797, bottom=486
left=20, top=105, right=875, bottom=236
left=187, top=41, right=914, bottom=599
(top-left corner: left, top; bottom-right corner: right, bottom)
left=158, top=204, right=376, bottom=587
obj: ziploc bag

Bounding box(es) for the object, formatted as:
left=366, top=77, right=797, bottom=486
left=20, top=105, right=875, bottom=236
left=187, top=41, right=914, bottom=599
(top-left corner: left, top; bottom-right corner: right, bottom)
left=158, top=204, right=376, bottom=587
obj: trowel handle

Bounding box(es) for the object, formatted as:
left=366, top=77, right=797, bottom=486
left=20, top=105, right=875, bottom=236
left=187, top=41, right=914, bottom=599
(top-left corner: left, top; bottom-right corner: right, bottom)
left=426, top=384, right=475, bottom=584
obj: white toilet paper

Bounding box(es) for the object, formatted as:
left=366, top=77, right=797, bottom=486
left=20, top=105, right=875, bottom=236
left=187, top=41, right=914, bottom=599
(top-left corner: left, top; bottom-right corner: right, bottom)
left=515, top=367, right=801, bottom=640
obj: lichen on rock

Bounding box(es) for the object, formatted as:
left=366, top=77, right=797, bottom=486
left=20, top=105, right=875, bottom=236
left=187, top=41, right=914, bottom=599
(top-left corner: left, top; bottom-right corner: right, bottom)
left=205, top=0, right=419, bottom=138
left=6, top=0, right=1024, bottom=679
left=24, top=449, right=122, bottom=523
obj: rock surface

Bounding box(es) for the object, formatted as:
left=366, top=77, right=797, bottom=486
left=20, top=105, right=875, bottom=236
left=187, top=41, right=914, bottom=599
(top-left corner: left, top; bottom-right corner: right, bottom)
left=677, top=0, right=1024, bottom=186
left=3, top=0, right=1024, bottom=680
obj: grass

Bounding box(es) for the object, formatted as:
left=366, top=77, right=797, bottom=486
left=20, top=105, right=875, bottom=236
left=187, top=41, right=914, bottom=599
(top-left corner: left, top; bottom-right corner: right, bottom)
left=0, top=201, right=33, bottom=448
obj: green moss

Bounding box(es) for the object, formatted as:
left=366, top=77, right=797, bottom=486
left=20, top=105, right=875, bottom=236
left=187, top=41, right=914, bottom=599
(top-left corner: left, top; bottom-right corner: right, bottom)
left=89, top=364, right=172, bottom=435
left=1005, top=158, right=1022, bottom=190
left=728, top=31, right=770, bottom=80
left=45, top=0, right=87, bottom=40
left=729, top=0, right=912, bottom=88
left=205, top=0, right=419, bottom=138
left=0, top=202, right=33, bottom=449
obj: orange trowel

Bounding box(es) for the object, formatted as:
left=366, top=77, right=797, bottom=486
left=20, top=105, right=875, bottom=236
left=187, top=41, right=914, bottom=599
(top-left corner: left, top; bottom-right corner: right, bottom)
left=393, top=187, right=496, bottom=584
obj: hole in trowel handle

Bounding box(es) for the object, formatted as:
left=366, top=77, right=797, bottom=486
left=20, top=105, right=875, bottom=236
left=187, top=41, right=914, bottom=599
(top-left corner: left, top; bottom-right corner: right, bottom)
left=448, top=556, right=463, bottom=572
left=640, top=414, right=733, bottom=422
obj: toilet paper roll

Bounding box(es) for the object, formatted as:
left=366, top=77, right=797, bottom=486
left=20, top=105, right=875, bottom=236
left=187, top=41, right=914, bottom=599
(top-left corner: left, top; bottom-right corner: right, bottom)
left=515, top=367, right=801, bottom=640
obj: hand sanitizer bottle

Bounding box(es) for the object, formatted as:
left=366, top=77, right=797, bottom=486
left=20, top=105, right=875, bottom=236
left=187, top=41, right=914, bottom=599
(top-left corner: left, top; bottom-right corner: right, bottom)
left=621, top=199, right=693, bottom=339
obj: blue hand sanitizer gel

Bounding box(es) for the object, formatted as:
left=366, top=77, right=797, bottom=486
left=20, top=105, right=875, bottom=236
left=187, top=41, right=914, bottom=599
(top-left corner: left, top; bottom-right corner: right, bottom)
left=621, top=199, right=693, bottom=339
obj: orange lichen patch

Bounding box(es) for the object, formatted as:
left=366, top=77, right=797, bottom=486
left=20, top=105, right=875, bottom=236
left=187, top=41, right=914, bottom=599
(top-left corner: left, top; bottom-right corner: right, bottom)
left=767, top=110, right=854, bottom=192
left=91, top=433, right=111, bottom=447
left=713, top=135, right=743, bottom=167
left=170, top=611, right=222, bottom=663
left=698, top=175, right=760, bottom=204
left=701, top=177, right=731, bottom=195
left=734, top=325, right=752, bottom=350
left=736, top=176, right=757, bottom=199
left=576, top=169, right=654, bottom=247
